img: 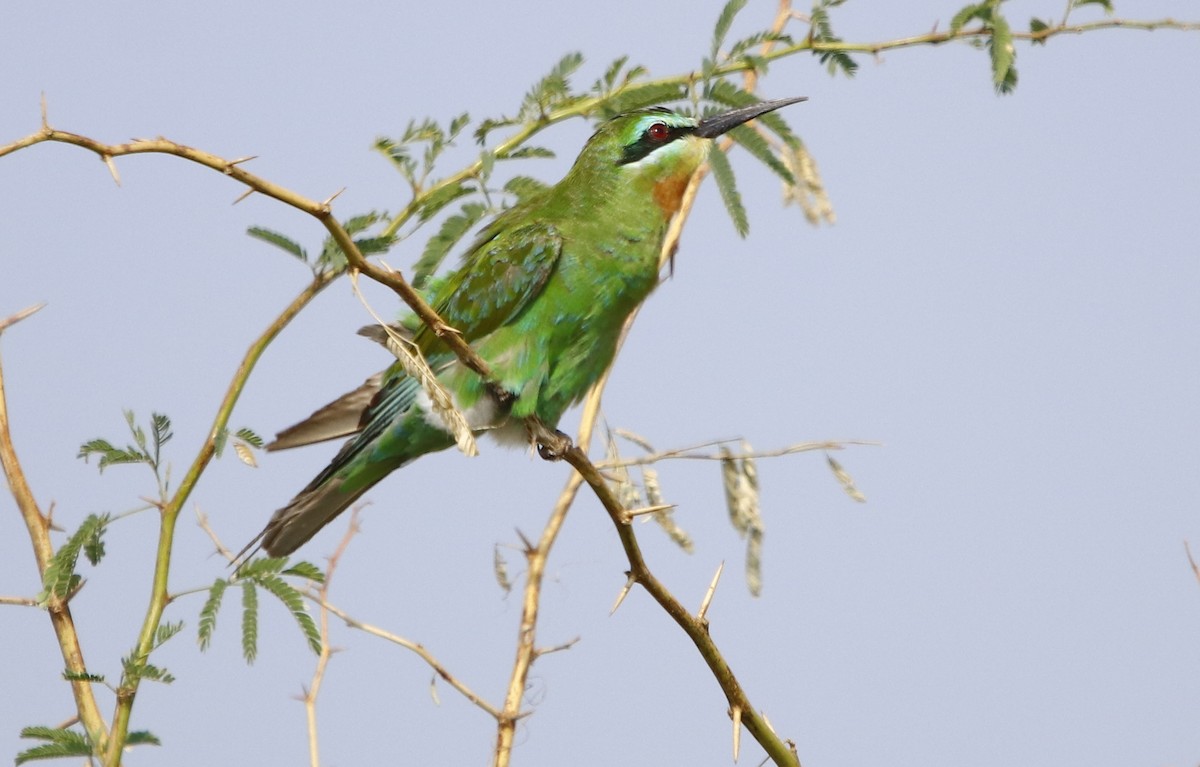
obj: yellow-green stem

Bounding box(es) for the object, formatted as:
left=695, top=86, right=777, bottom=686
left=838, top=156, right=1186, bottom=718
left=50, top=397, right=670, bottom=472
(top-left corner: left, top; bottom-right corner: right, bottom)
left=103, top=273, right=335, bottom=765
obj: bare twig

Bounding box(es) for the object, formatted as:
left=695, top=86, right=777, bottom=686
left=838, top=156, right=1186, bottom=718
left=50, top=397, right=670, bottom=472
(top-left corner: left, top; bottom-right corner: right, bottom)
left=1186, top=541, right=1200, bottom=587
left=599, top=438, right=879, bottom=470
left=308, top=595, right=502, bottom=720
left=303, top=508, right=361, bottom=767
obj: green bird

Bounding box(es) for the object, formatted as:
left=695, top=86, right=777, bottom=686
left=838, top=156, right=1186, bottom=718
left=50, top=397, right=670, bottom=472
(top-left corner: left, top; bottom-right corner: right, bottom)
left=244, top=96, right=805, bottom=558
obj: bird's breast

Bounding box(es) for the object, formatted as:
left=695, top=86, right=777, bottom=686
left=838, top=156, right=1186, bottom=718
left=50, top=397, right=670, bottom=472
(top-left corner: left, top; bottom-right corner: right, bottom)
left=652, top=171, right=692, bottom=218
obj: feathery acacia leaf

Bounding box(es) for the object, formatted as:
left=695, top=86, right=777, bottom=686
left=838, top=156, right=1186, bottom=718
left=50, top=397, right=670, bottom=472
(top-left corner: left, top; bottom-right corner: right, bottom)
left=413, top=201, right=489, bottom=287
left=520, top=51, right=586, bottom=119
left=155, top=621, right=183, bottom=648
left=726, top=124, right=795, bottom=185
left=235, top=427, right=264, bottom=448
left=281, top=561, right=325, bottom=583
left=503, top=175, right=549, bottom=202
left=15, top=727, right=92, bottom=765
left=198, top=578, right=227, bottom=651
left=255, top=573, right=322, bottom=655
left=712, top=0, right=750, bottom=61
left=247, top=226, right=307, bottom=263
left=989, top=11, right=1018, bottom=93
left=241, top=580, right=258, bottom=663
left=598, top=82, right=688, bottom=119
left=38, top=513, right=109, bottom=603
left=810, top=1, right=859, bottom=77
left=707, top=148, right=749, bottom=237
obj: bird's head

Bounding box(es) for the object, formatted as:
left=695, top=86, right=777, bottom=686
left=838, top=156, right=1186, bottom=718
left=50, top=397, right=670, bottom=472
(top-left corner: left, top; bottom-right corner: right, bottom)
left=565, top=97, right=807, bottom=217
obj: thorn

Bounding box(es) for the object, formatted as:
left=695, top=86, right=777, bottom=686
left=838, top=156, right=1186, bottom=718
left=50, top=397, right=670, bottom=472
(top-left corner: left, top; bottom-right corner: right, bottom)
left=609, top=573, right=635, bottom=615
left=0, top=303, right=46, bottom=333
left=622, top=502, right=677, bottom=522
left=321, top=187, right=347, bottom=206
left=697, top=560, right=724, bottom=623
left=39, top=93, right=49, bottom=130
left=232, top=188, right=255, bottom=205
left=228, top=155, right=258, bottom=166
left=761, top=709, right=777, bottom=735
left=514, top=527, right=534, bottom=554
left=0, top=302, right=47, bottom=334
left=429, top=673, right=441, bottom=705
left=731, top=705, right=743, bottom=762
left=102, top=155, right=121, bottom=186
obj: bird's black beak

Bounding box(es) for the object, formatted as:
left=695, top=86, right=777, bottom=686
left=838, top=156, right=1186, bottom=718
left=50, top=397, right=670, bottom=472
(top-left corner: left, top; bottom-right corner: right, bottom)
left=694, top=96, right=807, bottom=139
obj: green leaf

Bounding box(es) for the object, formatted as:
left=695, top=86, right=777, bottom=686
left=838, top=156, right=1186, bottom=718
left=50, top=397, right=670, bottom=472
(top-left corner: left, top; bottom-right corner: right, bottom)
left=1029, top=16, right=1050, bottom=44
left=15, top=728, right=92, bottom=765
left=727, top=124, right=795, bottom=185
left=255, top=573, right=322, bottom=655
left=234, top=427, right=265, bottom=449
left=126, top=731, right=162, bottom=747
left=950, top=2, right=992, bottom=33
left=38, top=513, right=109, bottom=603
left=155, top=620, right=184, bottom=649
left=504, top=145, right=555, bottom=160
left=473, top=116, right=519, bottom=146
left=241, top=580, right=258, bottom=664
left=502, top=175, right=549, bottom=203
left=122, top=655, right=175, bottom=684
left=413, top=201, right=489, bottom=288
left=61, top=670, right=105, bottom=683
left=594, top=55, right=647, bottom=97
left=448, top=112, right=471, bottom=139
left=520, top=51, right=586, bottom=119
left=707, top=148, right=749, bottom=237
left=1073, top=0, right=1113, bottom=12
left=247, top=226, right=307, bottom=263
left=810, top=4, right=858, bottom=76
left=989, top=11, right=1018, bottom=94
left=598, top=82, right=688, bottom=119
left=234, top=556, right=289, bottom=578
left=282, top=560, right=326, bottom=583
left=711, top=0, right=749, bottom=60
left=198, top=578, right=227, bottom=652
left=416, top=181, right=474, bottom=223
left=77, top=438, right=147, bottom=472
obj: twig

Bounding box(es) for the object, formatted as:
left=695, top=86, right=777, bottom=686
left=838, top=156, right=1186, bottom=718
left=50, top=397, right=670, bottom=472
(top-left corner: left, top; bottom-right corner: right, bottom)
left=306, top=594, right=502, bottom=720
left=1186, top=541, right=1200, bottom=587
left=599, top=438, right=879, bottom=470
left=303, top=508, right=361, bottom=767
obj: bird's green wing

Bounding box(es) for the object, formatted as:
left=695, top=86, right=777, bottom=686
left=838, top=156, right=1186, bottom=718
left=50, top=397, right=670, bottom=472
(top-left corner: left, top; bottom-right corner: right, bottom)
left=415, top=220, right=563, bottom=355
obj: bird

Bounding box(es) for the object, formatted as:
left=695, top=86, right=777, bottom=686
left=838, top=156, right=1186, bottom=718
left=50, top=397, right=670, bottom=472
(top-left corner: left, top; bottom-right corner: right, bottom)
left=242, top=96, right=806, bottom=559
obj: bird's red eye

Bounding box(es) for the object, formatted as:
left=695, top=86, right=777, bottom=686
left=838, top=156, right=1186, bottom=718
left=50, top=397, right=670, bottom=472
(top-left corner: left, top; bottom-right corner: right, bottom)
left=647, top=122, right=671, bottom=142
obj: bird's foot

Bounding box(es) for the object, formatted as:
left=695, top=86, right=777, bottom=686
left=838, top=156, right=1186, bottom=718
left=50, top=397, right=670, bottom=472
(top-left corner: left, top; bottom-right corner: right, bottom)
left=537, top=430, right=572, bottom=461
left=527, top=417, right=572, bottom=461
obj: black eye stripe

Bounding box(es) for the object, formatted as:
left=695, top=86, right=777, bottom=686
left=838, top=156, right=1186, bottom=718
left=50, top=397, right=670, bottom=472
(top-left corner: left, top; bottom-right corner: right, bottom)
left=618, top=123, right=695, bottom=166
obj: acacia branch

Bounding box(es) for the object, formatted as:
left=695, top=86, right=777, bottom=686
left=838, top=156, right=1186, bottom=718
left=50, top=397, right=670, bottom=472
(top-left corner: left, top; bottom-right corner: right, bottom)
left=0, top=304, right=110, bottom=751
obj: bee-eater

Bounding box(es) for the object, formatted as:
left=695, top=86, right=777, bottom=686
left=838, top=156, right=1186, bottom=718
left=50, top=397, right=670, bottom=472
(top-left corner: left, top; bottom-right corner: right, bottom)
left=245, top=97, right=805, bottom=558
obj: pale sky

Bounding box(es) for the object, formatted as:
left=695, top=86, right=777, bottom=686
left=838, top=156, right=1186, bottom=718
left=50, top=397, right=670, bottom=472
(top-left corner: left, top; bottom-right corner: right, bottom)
left=2, top=2, right=1199, bottom=765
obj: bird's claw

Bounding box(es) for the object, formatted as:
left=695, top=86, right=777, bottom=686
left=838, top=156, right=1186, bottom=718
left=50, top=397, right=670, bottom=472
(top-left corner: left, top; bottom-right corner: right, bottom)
left=535, top=428, right=572, bottom=461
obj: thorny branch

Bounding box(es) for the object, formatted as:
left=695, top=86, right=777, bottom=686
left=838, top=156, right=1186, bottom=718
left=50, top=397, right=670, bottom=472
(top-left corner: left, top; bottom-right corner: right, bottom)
left=0, top=303, right=110, bottom=750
